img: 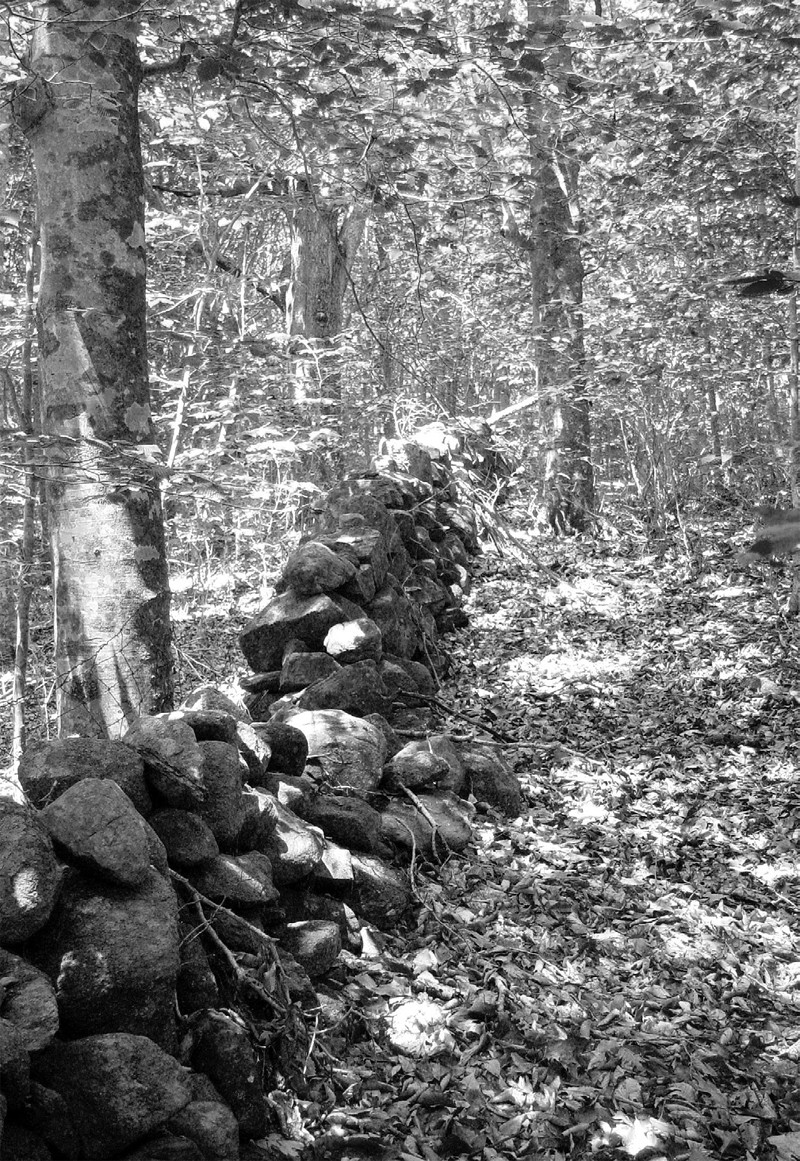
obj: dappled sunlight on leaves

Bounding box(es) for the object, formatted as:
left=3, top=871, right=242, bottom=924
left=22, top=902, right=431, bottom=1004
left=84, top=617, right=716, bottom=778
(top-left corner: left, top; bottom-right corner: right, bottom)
left=303, top=528, right=800, bottom=1161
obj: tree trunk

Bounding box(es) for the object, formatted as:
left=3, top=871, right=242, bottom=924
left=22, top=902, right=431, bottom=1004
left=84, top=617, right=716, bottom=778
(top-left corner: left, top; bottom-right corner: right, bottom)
left=12, top=0, right=173, bottom=738
left=286, top=188, right=366, bottom=469
left=523, top=0, right=594, bottom=532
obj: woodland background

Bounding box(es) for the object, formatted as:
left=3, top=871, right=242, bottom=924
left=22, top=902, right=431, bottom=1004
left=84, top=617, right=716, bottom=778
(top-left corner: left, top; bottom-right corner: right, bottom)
left=0, top=0, right=799, bottom=747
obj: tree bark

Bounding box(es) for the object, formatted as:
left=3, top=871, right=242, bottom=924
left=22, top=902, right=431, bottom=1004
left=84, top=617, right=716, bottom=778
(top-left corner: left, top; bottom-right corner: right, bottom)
left=286, top=188, right=366, bottom=451
left=521, top=0, right=594, bottom=532
left=12, top=0, right=173, bottom=737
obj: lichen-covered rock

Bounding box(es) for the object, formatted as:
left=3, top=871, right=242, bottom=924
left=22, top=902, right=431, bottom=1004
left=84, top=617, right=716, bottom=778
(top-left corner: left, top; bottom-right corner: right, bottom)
left=280, top=649, right=341, bottom=692
left=40, top=778, right=152, bottom=888
left=380, top=792, right=474, bottom=859
left=382, top=742, right=451, bottom=791
left=301, top=794, right=386, bottom=855
left=0, top=799, right=62, bottom=945
left=167, top=1098, right=240, bottom=1160
left=324, top=617, right=383, bottom=664
left=32, top=1033, right=193, bottom=1160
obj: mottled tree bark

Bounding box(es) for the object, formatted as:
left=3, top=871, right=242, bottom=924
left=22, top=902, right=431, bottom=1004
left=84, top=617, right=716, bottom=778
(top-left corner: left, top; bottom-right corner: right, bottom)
left=12, top=1, right=172, bottom=737
left=522, top=0, right=594, bottom=532
left=286, top=189, right=366, bottom=452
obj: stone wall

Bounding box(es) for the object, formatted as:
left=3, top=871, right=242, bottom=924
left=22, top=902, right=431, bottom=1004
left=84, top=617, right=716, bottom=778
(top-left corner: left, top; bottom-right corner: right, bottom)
left=0, top=421, right=521, bottom=1160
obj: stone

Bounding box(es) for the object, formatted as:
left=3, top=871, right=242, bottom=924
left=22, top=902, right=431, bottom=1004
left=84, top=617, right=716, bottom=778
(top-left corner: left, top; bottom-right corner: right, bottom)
left=167, top=1099, right=240, bottom=1160
left=458, top=742, right=522, bottom=815
left=279, top=920, right=341, bottom=978
left=190, top=852, right=279, bottom=907
left=301, top=794, right=385, bottom=854
left=177, top=708, right=240, bottom=746
left=195, top=741, right=245, bottom=851
left=382, top=743, right=451, bottom=791
left=283, top=709, right=386, bottom=792
left=32, top=1033, right=193, bottom=1161
left=18, top=737, right=152, bottom=815
left=0, top=1017, right=30, bottom=1108
left=234, top=720, right=272, bottom=782
left=0, top=1120, right=52, bottom=1160
left=236, top=787, right=279, bottom=852
left=149, top=809, right=219, bottom=870
left=350, top=854, right=413, bottom=928
left=324, top=616, right=383, bottom=664
left=249, top=721, right=308, bottom=779
left=123, top=716, right=205, bottom=809
left=41, top=778, right=152, bottom=887
left=293, top=660, right=389, bottom=717
left=0, top=949, right=59, bottom=1051
left=239, top=591, right=365, bottom=673
left=282, top=541, right=357, bottom=596
left=182, top=685, right=250, bottom=720
left=280, top=650, right=341, bottom=692
left=27, top=868, right=180, bottom=1050
left=258, top=798, right=325, bottom=885
left=0, top=799, right=62, bottom=944
left=312, top=841, right=353, bottom=893
left=380, top=792, right=474, bottom=859
left=190, top=1010, right=268, bottom=1139
left=176, top=922, right=219, bottom=1015
left=366, top=586, right=420, bottom=657
left=122, top=1133, right=204, bottom=1159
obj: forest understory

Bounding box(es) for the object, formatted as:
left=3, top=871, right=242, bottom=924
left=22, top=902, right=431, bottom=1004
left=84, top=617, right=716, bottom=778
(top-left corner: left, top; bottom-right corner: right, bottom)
left=289, top=506, right=800, bottom=1161
left=6, top=503, right=800, bottom=1160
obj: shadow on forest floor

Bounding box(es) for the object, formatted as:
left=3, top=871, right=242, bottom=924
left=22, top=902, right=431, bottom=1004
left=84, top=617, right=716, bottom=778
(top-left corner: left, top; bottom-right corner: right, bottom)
left=304, top=515, right=800, bottom=1161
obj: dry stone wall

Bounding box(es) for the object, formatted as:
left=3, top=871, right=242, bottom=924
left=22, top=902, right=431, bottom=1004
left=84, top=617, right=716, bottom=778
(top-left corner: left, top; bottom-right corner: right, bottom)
left=0, top=421, right=522, bottom=1160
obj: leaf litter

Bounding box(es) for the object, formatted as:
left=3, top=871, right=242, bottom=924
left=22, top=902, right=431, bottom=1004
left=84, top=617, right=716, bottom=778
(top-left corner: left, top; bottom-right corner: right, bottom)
left=289, top=527, right=800, bottom=1161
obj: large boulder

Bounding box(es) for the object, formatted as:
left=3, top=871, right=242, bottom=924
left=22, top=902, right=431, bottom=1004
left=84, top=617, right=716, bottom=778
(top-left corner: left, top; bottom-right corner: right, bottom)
left=18, top=737, right=151, bottom=815
left=40, top=778, right=152, bottom=887
left=27, top=868, right=181, bottom=1050
left=283, top=709, right=386, bottom=792
left=32, top=1033, right=193, bottom=1160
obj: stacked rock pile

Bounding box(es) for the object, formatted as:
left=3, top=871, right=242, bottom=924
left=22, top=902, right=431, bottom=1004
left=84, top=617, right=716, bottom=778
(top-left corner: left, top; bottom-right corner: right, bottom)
left=0, top=421, right=522, bottom=1160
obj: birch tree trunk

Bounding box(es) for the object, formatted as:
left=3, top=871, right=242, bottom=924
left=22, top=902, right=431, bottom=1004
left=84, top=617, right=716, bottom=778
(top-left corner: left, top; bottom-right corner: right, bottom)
left=12, top=0, right=173, bottom=737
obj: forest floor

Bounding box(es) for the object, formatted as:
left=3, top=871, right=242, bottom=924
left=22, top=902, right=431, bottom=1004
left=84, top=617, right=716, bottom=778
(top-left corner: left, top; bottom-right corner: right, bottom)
left=6, top=505, right=800, bottom=1161
left=293, top=511, right=800, bottom=1161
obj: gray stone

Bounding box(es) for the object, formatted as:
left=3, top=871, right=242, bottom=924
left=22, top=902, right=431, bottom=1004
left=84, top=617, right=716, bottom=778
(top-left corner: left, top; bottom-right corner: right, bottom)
left=0, top=799, right=62, bottom=944
left=41, top=778, right=151, bottom=887
left=32, top=1033, right=193, bottom=1161
left=124, top=716, right=205, bottom=809
left=190, top=1011, right=268, bottom=1139
left=284, top=709, right=386, bottom=792
left=279, top=920, right=341, bottom=978
left=0, top=949, right=59, bottom=1052
left=149, top=809, right=219, bottom=870
left=27, top=868, right=180, bottom=1050
left=190, top=852, right=279, bottom=907
left=18, top=737, right=151, bottom=815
